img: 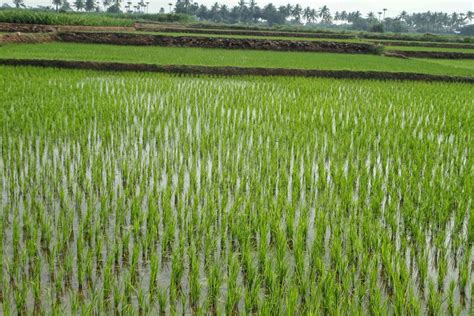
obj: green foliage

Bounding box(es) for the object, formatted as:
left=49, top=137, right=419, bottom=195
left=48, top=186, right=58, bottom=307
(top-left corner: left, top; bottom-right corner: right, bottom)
left=0, top=9, right=133, bottom=25
left=0, top=9, right=191, bottom=26
left=458, top=24, right=474, bottom=36
left=369, top=23, right=384, bottom=33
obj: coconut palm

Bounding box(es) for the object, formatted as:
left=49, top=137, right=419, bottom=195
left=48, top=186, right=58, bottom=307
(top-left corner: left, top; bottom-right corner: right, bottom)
left=291, top=4, right=302, bottom=23
left=303, top=7, right=313, bottom=24
left=319, top=5, right=331, bottom=24
left=74, top=0, right=84, bottom=10
left=13, top=0, right=25, bottom=8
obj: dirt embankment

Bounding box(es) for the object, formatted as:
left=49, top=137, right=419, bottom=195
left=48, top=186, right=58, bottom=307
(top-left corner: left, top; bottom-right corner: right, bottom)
left=134, top=23, right=356, bottom=39
left=0, top=32, right=57, bottom=43
left=0, top=59, right=472, bottom=83
left=56, top=32, right=380, bottom=54
left=0, top=22, right=56, bottom=33
left=373, top=40, right=474, bottom=49
left=389, top=50, right=474, bottom=59
left=0, top=22, right=134, bottom=33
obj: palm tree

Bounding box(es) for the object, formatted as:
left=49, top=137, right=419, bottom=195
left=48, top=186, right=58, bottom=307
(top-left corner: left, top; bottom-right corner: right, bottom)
left=237, top=0, right=247, bottom=22
left=209, top=2, right=220, bottom=21
left=85, top=0, right=95, bottom=11
left=196, top=4, right=208, bottom=19
left=13, top=0, right=25, bottom=8
left=249, top=0, right=258, bottom=22
left=398, top=10, right=408, bottom=21
left=339, top=11, right=348, bottom=22
left=466, top=11, right=473, bottom=22
left=181, top=0, right=191, bottom=14
left=291, top=4, right=302, bottom=23
left=284, top=4, right=292, bottom=18
left=303, top=6, right=312, bottom=24
left=318, top=5, right=331, bottom=24
left=262, top=3, right=284, bottom=25
left=310, top=8, right=317, bottom=23
left=168, top=2, right=172, bottom=13
left=53, top=0, right=62, bottom=11
left=220, top=4, right=229, bottom=21
left=367, top=11, right=376, bottom=22
left=74, top=0, right=84, bottom=10
left=450, top=12, right=459, bottom=29
left=102, top=0, right=112, bottom=9
left=248, top=0, right=256, bottom=10
left=383, top=8, right=387, bottom=19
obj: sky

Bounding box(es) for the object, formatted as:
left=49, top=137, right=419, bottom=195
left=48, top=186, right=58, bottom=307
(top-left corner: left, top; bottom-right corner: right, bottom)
left=14, top=0, right=474, bottom=17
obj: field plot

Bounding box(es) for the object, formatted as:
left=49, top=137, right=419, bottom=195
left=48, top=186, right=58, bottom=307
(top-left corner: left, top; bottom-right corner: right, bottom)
left=1, top=42, right=474, bottom=77
left=0, top=66, right=472, bottom=314
left=385, top=46, right=474, bottom=54
left=420, top=59, right=474, bottom=71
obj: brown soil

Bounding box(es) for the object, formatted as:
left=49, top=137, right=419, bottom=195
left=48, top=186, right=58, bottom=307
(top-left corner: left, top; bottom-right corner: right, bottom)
left=57, top=32, right=379, bottom=54
left=0, top=32, right=57, bottom=44
left=373, top=40, right=474, bottom=49
left=389, top=50, right=474, bottom=59
left=0, top=58, right=472, bottom=83
left=134, top=23, right=356, bottom=39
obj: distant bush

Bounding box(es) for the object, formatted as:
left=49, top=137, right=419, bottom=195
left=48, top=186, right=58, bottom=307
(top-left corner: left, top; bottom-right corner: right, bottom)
left=458, top=24, right=474, bottom=36
left=106, top=4, right=121, bottom=14
left=369, top=24, right=384, bottom=33
left=131, top=13, right=194, bottom=23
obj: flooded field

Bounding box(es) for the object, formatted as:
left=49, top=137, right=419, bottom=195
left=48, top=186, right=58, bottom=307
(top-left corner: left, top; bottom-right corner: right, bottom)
left=0, top=66, right=472, bottom=314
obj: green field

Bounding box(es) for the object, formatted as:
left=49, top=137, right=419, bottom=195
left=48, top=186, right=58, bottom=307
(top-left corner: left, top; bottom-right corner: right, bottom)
left=420, top=59, right=474, bottom=71
left=1, top=65, right=472, bottom=314
left=1, top=42, right=473, bottom=77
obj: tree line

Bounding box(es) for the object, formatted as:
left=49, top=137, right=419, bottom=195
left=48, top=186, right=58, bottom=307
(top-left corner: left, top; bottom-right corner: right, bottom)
left=175, top=1, right=473, bottom=33
left=8, top=0, right=474, bottom=34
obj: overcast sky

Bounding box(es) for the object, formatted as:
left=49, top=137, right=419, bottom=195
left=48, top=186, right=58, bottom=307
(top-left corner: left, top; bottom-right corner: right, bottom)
left=17, top=0, right=474, bottom=17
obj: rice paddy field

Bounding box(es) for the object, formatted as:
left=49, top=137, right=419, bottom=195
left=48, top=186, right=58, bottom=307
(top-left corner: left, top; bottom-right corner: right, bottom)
left=1, top=42, right=474, bottom=77
left=0, top=65, right=473, bottom=314
left=420, top=59, right=474, bottom=71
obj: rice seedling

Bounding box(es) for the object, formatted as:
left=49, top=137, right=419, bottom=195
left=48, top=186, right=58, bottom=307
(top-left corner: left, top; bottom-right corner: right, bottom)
left=0, top=65, right=472, bottom=314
